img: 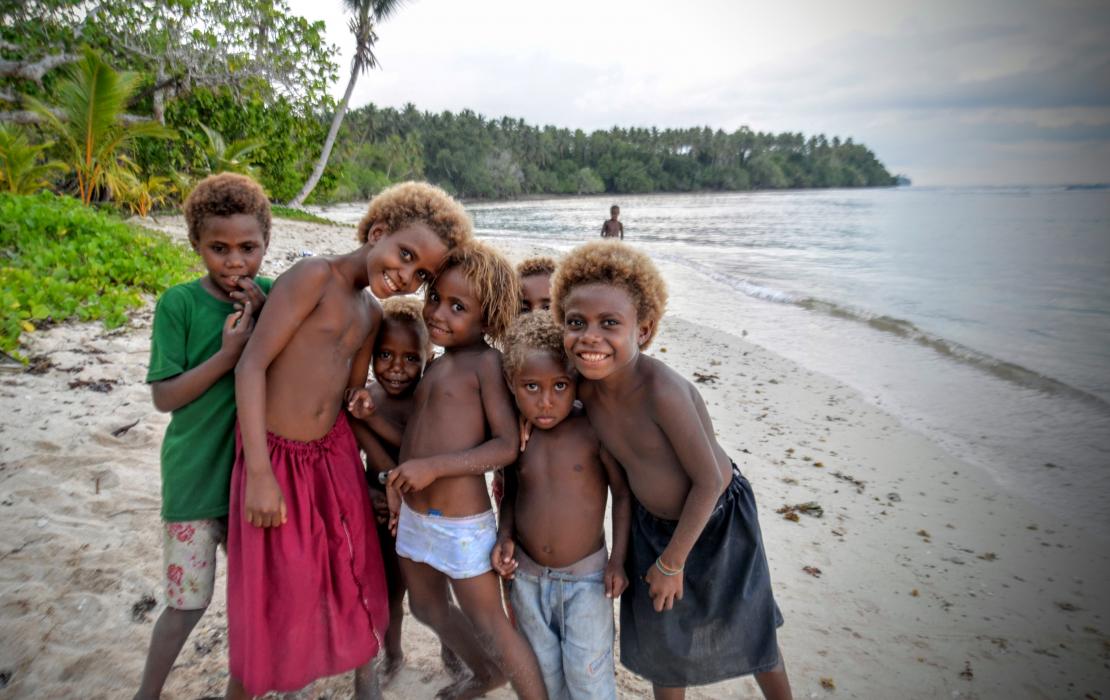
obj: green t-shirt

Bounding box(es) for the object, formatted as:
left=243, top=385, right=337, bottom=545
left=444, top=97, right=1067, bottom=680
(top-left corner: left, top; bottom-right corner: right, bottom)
left=147, top=276, right=273, bottom=521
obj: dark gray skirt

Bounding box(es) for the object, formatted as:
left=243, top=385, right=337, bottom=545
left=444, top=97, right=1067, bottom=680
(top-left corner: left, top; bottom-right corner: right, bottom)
left=620, top=465, right=784, bottom=687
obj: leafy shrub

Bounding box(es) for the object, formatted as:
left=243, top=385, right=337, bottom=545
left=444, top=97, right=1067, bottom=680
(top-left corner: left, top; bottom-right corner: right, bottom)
left=0, top=192, right=197, bottom=356
left=270, top=205, right=339, bottom=225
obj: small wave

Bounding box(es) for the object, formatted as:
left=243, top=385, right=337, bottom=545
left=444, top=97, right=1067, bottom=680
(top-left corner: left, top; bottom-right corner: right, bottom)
left=659, top=254, right=1110, bottom=412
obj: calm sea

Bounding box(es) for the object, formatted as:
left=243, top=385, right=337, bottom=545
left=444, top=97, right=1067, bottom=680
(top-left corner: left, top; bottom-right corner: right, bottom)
left=312, top=187, right=1110, bottom=531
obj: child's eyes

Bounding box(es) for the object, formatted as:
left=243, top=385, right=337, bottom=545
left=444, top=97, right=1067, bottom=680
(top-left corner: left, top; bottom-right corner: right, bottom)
left=602, top=318, right=619, bottom=327
left=554, top=382, right=568, bottom=391
left=566, top=319, right=583, bottom=329
left=524, top=382, right=539, bottom=391
left=405, top=354, right=421, bottom=363
left=416, top=270, right=430, bottom=281
left=451, top=302, right=464, bottom=312
left=521, top=302, right=531, bottom=312
left=241, top=244, right=256, bottom=252
left=429, top=291, right=440, bottom=302
left=378, top=351, right=392, bottom=359
left=400, top=249, right=413, bottom=261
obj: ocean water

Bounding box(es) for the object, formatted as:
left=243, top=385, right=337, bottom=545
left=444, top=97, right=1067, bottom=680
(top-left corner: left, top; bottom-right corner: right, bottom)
left=311, top=187, right=1110, bottom=531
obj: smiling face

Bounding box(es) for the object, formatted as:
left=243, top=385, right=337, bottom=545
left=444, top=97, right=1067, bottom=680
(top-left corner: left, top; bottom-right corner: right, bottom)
left=510, top=350, right=575, bottom=430
left=364, top=221, right=450, bottom=299
left=423, top=265, right=486, bottom=349
left=562, top=282, right=654, bottom=381
left=372, top=320, right=425, bottom=397
left=520, top=273, right=552, bottom=314
left=192, top=213, right=268, bottom=301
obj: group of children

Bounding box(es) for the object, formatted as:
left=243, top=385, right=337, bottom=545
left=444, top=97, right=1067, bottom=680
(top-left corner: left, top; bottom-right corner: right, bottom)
left=135, top=173, right=792, bottom=700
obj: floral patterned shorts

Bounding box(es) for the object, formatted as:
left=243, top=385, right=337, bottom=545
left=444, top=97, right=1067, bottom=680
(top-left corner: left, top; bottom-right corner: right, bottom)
left=162, top=518, right=227, bottom=610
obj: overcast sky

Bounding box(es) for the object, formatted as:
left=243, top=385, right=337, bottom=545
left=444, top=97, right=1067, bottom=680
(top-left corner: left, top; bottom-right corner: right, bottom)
left=286, top=0, right=1110, bottom=186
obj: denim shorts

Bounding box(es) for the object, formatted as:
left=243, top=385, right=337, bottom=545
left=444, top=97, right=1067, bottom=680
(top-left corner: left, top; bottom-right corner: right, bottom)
left=510, top=545, right=616, bottom=700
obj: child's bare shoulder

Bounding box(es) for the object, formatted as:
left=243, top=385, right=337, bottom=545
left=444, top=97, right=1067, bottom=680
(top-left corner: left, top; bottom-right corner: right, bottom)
left=640, top=356, right=697, bottom=410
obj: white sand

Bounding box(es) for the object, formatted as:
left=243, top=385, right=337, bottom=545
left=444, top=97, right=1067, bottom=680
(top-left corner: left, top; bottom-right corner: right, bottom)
left=0, top=217, right=1106, bottom=699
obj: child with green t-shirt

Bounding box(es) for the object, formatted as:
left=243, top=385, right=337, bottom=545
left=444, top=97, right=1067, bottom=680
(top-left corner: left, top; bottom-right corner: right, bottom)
left=134, top=173, right=273, bottom=700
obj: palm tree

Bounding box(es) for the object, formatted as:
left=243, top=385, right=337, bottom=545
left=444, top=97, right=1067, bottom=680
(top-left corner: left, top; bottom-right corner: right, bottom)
left=198, top=124, right=265, bottom=179
left=289, top=0, right=406, bottom=206
left=26, top=49, right=172, bottom=206
left=0, top=124, right=67, bottom=194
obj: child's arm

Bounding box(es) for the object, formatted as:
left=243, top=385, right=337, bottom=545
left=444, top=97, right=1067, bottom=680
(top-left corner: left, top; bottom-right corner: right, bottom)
left=619, top=222, right=624, bottom=240
left=643, top=381, right=726, bottom=612
left=235, top=261, right=331, bottom=528
left=490, top=462, right=519, bottom=579
left=600, top=446, right=631, bottom=599
left=350, top=418, right=396, bottom=473
left=389, top=351, right=519, bottom=492
left=151, top=302, right=254, bottom=412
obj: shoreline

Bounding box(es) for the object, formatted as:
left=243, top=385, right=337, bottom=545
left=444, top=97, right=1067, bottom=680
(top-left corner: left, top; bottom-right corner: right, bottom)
left=0, top=218, right=1106, bottom=698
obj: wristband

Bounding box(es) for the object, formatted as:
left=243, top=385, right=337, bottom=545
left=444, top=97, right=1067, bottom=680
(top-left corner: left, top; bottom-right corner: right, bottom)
left=655, top=557, right=683, bottom=577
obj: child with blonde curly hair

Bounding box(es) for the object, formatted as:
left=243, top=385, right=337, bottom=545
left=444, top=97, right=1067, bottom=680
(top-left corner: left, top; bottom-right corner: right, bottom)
left=379, top=241, right=548, bottom=699
left=492, top=311, right=630, bottom=700
left=229, top=182, right=471, bottom=699
left=552, top=240, right=792, bottom=700
left=517, top=255, right=557, bottom=313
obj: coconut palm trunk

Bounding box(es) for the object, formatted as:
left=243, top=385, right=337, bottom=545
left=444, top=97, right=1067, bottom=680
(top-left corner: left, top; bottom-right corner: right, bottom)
left=289, top=0, right=404, bottom=207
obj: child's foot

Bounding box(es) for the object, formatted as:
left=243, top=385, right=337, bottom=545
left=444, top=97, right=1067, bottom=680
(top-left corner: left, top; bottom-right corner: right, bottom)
left=354, top=660, right=383, bottom=700
left=434, top=670, right=507, bottom=700
left=378, top=650, right=406, bottom=688
left=440, top=644, right=468, bottom=683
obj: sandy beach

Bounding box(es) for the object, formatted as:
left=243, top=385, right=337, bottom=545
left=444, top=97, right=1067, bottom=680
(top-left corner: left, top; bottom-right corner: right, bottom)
left=1, top=216, right=1107, bottom=699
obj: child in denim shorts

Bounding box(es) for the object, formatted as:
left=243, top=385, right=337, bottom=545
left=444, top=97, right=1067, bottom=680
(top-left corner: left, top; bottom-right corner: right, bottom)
left=134, top=173, right=272, bottom=699
left=492, top=311, right=631, bottom=700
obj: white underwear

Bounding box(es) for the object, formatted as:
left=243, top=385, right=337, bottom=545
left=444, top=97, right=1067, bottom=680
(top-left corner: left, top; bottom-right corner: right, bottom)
left=395, top=502, right=497, bottom=579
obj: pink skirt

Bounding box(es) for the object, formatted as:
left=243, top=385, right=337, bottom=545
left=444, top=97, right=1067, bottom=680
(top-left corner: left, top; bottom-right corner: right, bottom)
left=228, top=414, right=388, bottom=695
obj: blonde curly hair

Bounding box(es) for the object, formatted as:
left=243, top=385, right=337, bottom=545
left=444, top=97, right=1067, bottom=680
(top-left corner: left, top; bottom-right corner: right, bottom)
left=516, top=256, right=557, bottom=279
left=430, top=241, right=520, bottom=344
left=501, top=311, right=571, bottom=382
left=551, top=240, right=667, bottom=349
left=184, top=172, right=271, bottom=243
left=379, top=296, right=431, bottom=360
left=356, top=181, right=472, bottom=249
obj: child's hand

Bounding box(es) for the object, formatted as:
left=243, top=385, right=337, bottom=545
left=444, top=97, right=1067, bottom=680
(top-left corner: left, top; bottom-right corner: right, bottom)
left=491, top=537, right=517, bottom=579
left=220, top=300, right=255, bottom=357
left=386, top=484, right=401, bottom=536
left=644, top=559, right=684, bottom=612
left=518, top=415, right=533, bottom=453
left=604, top=560, right=628, bottom=599
left=345, top=387, right=375, bottom=420
left=369, top=488, right=389, bottom=525
left=230, top=277, right=266, bottom=314
left=244, top=467, right=287, bottom=528
left=387, top=458, right=438, bottom=493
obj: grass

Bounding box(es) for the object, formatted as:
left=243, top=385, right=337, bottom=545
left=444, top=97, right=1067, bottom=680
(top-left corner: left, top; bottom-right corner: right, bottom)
left=271, top=205, right=342, bottom=225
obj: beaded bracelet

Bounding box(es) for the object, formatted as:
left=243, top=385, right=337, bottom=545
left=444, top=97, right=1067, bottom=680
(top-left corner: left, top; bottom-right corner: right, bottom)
left=654, top=557, right=684, bottom=577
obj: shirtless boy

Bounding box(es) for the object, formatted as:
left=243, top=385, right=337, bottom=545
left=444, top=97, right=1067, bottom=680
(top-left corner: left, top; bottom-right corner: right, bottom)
left=229, top=182, right=471, bottom=698
left=492, top=311, right=630, bottom=700
left=600, top=205, right=623, bottom=239
left=385, top=242, right=547, bottom=699
left=552, top=240, right=793, bottom=700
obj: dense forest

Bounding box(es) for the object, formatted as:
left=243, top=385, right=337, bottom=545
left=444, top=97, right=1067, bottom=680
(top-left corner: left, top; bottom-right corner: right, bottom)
left=330, top=104, right=897, bottom=201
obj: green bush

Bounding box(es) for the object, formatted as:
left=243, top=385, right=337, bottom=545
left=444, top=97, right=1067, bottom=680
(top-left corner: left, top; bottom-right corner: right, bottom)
left=271, top=205, right=340, bottom=225
left=0, top=192, right=197, bottom=356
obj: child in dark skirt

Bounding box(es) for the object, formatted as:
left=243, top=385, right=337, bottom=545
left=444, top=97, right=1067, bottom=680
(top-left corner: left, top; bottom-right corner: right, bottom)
left=551, top=240, right=793, bottom=699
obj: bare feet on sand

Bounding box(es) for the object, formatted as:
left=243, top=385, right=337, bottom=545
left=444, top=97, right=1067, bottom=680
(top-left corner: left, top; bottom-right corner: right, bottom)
left=440, top=644, right=468, bottom=683
left=378, top=651, right=406, bottom=688
left=434, top=669, right=507, bottom=700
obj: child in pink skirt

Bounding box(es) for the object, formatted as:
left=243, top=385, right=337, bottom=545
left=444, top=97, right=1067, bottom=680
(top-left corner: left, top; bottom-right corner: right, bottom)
left=227, top=182, right=472, bottom=698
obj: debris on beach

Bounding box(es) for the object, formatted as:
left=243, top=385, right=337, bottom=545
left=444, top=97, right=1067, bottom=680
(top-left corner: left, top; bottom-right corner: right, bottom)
left=831, top=471, right=865, bottom=493
left=130, top=594, right=157, bottom=623
left=887, top=492, right=902, bottom=502
left=110, top=419, right=140, bottom=438
left=68, top=378, right=117, bottom=393
left=1056, top=601, right=1080, bottom=612
left=977, top=552, right=998, bottom=561
left=916, top=529, right=931, bottom=542
left=778, top=502, right=824, bottom=520
left=693, top=371, right=719, bottom=384
left=820, top=677, right=836, bottom=690
left=960, top=661, right=974, bottom=680
left=803, top=566, right=823, bottom=578
left=25, top=355, right=54, bottom=375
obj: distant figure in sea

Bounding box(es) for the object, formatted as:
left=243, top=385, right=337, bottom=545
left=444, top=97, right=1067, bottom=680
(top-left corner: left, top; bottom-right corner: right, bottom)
left=600, top=204, right=624, bottom=239
left=228, top=182, right=471, bottom=699
left=552, top=240, right=793, bottom=700
left=134, top=173, right=273, bottom=700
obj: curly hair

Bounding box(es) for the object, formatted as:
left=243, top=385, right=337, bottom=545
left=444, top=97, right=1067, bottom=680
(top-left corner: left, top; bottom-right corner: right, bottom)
left=357, top=181, right=472, bottom=250
left=516, top=256, right=557, bottom=279
left=379, top=296, right=430, bottom=359
left=184, top=172, right=271, bottom=243
left=551, top=240, right=667, bottom=349
left=432, top=241, right=520, bottom=344
left=501, top=311, right=571, bottom=382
